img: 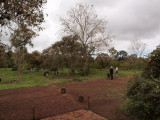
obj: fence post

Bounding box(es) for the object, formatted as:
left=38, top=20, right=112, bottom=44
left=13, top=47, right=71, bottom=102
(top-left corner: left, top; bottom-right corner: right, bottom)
left=79, top=96, right=84, bottom=103
left=88, top=96, right=91, bottom=110
left=32, top=107, right=35, bottom=120
left=61, top=88, right=66, bottom=94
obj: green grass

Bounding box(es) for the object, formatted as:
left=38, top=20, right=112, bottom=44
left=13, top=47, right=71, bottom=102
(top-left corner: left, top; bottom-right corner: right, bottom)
left=0, top=68, right=142, bottom=90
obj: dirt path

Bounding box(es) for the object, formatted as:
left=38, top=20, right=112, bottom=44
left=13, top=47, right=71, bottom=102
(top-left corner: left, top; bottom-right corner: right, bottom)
left=61, top=77, right=133, bottom=120
left=0, top=77, right=133, bottom=120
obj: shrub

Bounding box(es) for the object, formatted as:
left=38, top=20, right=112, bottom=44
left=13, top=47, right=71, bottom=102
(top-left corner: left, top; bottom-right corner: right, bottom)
left=121, top=76, right=160, bottom=120
left=142, top=50, right=160, bottom=79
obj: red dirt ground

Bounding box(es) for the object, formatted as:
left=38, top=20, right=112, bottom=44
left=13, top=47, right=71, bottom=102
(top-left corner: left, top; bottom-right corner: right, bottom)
left=61, top=77, right=134, bottom=120
left=0, top=77, right=134, bottom=120
left=43, top=110, right=108, bottom=120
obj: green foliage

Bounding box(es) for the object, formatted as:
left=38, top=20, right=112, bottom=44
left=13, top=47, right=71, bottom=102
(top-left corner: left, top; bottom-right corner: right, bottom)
left=26, top=51, right=42, bottom=69
left=121, top=77, right=160, bottom=120
left=95, top=53, right=111, bottom=69
left=108, top=47, right=117, bottom=59
left=53, top=35, right=82, bottom=76
left=0, top=0, right=46, bottom=31
left=0, top=68, right=141, bottom=90
left=117, top=50, right=128, bottom=61
left=143, top=50, right=160, bottom=79
left=6, top=50, right=14, bottom=68
left=23, top=63, right=32, bottom=70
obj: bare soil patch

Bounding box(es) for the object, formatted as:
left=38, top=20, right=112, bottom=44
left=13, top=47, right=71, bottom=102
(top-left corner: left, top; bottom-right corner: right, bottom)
left=61, top=77, right=134, bottom=120
left=0, top=86, right=84, bottom=120
left=43, top=110, right=107, bottom=120
left=0, top=77, right=133, bottom=120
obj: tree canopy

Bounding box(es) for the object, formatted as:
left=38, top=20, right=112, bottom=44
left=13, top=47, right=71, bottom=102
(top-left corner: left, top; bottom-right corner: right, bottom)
left=0, top=0, right=46, bottom=28
left=0, top=0, right=46, bottom=43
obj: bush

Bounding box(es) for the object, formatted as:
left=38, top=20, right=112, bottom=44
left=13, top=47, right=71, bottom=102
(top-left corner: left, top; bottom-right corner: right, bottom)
left=142, top=50, right=160, bottom=79
left=121, top=76, right=160, bottom=120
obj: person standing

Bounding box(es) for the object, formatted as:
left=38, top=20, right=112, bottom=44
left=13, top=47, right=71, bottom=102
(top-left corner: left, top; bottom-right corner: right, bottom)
left=115, top=66, right=119, bottom=79
left=110, top=66, right=113, bottom=80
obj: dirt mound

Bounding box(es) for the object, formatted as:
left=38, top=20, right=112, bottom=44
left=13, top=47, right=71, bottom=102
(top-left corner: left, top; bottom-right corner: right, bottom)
left=43, top=110, right=107, bottom=120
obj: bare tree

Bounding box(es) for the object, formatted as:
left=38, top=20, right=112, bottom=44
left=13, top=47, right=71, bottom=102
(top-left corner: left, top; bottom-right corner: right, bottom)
left=60, top=3, right=112, bottom=74
left=128, top=40, right=146, bottom=58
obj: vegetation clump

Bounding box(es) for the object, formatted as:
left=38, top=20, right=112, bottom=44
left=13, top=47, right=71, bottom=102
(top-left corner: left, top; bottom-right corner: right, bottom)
left=121, top=49, right=160, bottom=120
left=121, top=77, right=160, bottom=120
left=142, top=49, right=160, bottom=79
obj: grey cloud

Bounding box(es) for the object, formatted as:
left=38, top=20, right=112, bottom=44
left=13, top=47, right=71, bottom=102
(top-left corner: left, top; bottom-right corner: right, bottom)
left=106, top=0, right=160, bottom=40
left=6, top=0, right=159, bottom=52
left=86, top=0, right=120, bottom=8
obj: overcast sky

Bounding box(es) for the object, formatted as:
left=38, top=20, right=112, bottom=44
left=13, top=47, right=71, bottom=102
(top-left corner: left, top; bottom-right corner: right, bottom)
left=26, top=0, right=160, bottom=54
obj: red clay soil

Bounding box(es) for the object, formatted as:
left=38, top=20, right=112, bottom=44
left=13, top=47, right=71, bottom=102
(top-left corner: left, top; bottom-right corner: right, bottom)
left=0, top=86, right=84, bottom=120
left=42, top=110, right=108, bottom=120
left=0, top=77, right=134, bottom=120
left=61, top=77, right=134, bottom=120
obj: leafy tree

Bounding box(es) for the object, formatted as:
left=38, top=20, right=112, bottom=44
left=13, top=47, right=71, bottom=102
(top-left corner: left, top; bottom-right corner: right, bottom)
left=27, top=51, right=42, bottom=70
left=108, top=47, right=117, bottom=59
left=95, top=53, right=111, bottom=68
left=42, top=44, right=66, bottom=72
left=60, top=3, right=112, bottom=75
left=6, top=49, right=14, bottom=68
left=0, top=0, right=46, bottom=33
left=41, top=46, right=55, bottom=70
left=10, top=24, right=36, bottom=81
left=117, top=50, right=128, bottom=61
left=142, top=49, right=160, bottom=79
left=0, top=0, right=46, bottom=54
left=52, top=35, right=82, bottom=77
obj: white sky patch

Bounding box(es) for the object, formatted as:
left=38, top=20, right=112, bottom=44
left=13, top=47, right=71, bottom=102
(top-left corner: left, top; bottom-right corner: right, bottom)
left=112, top=40, right=131, bottom=51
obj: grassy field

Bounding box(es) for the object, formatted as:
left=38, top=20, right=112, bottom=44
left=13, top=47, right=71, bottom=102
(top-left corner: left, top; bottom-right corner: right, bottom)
left=0, top=68, right=142, bottom=90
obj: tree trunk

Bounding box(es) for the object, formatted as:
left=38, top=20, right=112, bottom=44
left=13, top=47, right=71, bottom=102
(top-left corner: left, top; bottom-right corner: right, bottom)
left=19, top=69, right=22, bottom=81
left=83, top=57, right=89, bottom=75
left=67, top=68, right=72, bottom=78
